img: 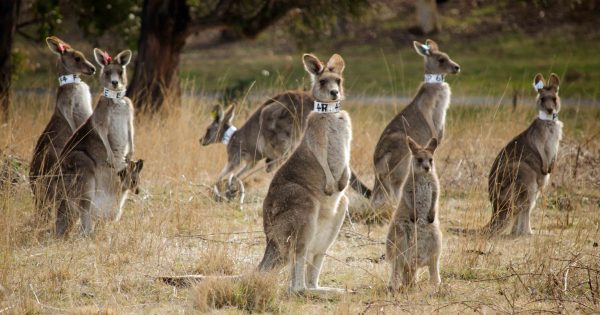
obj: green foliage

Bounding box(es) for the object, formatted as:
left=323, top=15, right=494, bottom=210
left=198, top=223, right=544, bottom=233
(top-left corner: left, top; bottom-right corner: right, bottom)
left=73, top=0, right=142, bottom=47
left=30, top=0, right=62, bottom=40
left=10, top=50, right=26, bottom=82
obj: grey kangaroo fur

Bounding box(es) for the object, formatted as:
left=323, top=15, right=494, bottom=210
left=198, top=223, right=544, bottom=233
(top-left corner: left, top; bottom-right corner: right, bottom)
left=200, top=72, right=367, bottom=196
left=55, top=48, right=135, bottom=237
left=352, top=39, right=460, bottom=210
left=387, top=137, right=442, bottom=291
left=163, top=54, right=352, bottom=295
left=29, top=36, right=96, bottom=222
left=451, top=73, right=563, bottom=236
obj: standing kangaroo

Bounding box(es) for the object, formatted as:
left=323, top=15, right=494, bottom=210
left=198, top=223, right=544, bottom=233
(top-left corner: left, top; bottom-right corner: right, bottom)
left=55, top=48, right=135, bottom=237
left=258, top=53, right=352, bottom=294
left=29, top=36, right=96, bottom=222
left=483, top=73, right=563, bottom=235
left=353, top=39, right=459, bottom=211
left=387, top=137, right=442, bottom=290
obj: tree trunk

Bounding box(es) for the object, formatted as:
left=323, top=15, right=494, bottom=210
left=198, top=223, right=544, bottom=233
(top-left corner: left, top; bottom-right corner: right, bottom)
left=0, top=0, right=20, bottom=121
left=127, top=0, right=191, bottom=112
left=416, top=0, right=440, bottom=34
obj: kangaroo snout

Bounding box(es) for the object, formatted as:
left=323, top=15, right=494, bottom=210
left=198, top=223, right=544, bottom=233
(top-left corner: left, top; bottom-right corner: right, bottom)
left=330, top=90, right=339, bottom=99
left=111, top=80, right=119, bottom=88
left=453, top=65, right=460, bottom=73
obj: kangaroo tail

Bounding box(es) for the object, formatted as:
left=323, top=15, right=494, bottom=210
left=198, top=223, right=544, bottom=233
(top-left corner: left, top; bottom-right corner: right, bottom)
left=447, top=208, right=511, bottom=236
left=258, top=239, right=285, bottom=272
left=350, top=170, right=372, bottom=199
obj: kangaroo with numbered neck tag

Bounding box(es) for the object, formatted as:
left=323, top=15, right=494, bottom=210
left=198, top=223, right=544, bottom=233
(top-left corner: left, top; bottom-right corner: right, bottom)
left=258, top=53, right=352, bottom=295
left=29, top=36, right=96, bottom=223
left=352, top=39, right=460, bottom=212
left=387, top=137, right=442, bottom=290
left=54, top=48, right=135, bottom=237
left=485, top=73, right=563, bottom=236
left=199, top=59, right=366, bottom=200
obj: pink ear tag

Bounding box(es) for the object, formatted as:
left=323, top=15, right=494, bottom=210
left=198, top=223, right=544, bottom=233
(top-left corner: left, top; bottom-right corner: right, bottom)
left=101, top=51, right=112, bottom=65
left=58, top=43, right=66, bottom=53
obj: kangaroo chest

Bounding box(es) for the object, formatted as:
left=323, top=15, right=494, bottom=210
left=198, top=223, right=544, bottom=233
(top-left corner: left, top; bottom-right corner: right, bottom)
left=529, top=119, right=563, bottom=171
left=106, top=100, right=132, bottom=162
left=419, top=83, right=450, bottom=138
left=324, top=112, right=352, bottom=179
left=57, top=82, right=93, bottom=130
left=403, top=175, right=434, bottom=217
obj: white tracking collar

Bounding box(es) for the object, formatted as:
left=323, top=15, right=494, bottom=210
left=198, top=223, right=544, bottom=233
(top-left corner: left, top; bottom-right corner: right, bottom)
left=103, top=88, right=126, bottom=99
left=222, top=126, right=237, bottom=144
left=313, top=101, right=341, bottom=113
left=424, top=74, right=444, bottom=83
left=538, top=111, right=558, bottom=122
left=58, top=74, right=81, bottom=86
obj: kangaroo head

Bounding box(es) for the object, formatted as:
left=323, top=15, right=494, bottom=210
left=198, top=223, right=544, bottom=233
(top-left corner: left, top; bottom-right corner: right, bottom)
left=200, top=104, right=235, bottom=146
left=303, top=53, right=345, bottom=102
left=407, top=136, right=437, bottom=174
left=94, top=48, right=132, bottom=91
left=413, top=39, right=460, bottom=75
left=534, top=73, right=561, bottom=115
left=118, top=159, right=144, bottom=194
left=46, top=36, right=96, bottom=75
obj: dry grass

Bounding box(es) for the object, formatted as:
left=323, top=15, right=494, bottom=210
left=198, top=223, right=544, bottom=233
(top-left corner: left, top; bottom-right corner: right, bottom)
left=0, top=91, right=599, bottom=314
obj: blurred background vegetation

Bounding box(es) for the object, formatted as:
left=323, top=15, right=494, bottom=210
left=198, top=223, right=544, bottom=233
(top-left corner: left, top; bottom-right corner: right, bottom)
left=1, top=0, right=599, bottom=116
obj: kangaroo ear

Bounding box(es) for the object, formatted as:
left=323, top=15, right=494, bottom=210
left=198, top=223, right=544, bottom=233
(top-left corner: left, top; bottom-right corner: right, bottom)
left=222, top=104, right=235, bottom=125
left=116, top=50, right=132, bottom=66
left=406, top=136, right=421, bottom=154
left=94, top=48, right=111, bottom=66
left=46, top=36, right=70, bottom=55
left=135, top=159, right=144, bottom=171
left=548, top=73, right=560, bottom=91
left=425, top=39, right=439, bottom=52
left=533, top=73, right=545, bottom=92
left=413, top=41, right=430, bottom=56
left=303, top=54, right=324, bottom=76
left=326, top=54, right=345, bottom=74
left=210, top=104, right=222, bottom=122
left=425, top=138, right=438, bottom=153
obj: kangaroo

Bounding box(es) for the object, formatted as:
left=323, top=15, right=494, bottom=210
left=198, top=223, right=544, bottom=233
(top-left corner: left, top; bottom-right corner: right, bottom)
left=55, top=48, right=135, bottom=237
left=163, top=54, right=352, bottom=294
left=483, top=73, right=563, bottom=236
left=387, top=137, right=442, bottom=290
left=257, top=53, right=352, bottom=294
left=116, top=159, right=144, bottom=217
left=29, top=36, right=96, bottom=222
left=352, top=39, right=459, bottom=211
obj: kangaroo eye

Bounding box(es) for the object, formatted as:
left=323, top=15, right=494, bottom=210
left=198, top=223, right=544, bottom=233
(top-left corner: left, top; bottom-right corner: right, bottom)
left=319, top=79, right=327, bottom=86
left=438, top=58, right=445, bottom=64
left=335, top=79, right=341, bottom=85
left=75, top=56, right=81, bottom=62
left=118, top=70, right=123, bottom=75
left=429, top=158, right=433, bottom=163
left=417, top=158, right=423, bottom=163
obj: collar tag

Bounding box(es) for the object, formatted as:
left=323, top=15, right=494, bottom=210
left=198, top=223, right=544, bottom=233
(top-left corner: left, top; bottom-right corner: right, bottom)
left=313, top=101, right=341, bottom=113
left=538, top=111, right=558, bottom=122
left=103, top=87, right=126, bottom=99
left=58, top=74, right=81, bottom=86
left=424, top=74, right=444, bottom=83
left=222, top=126, right=237, bottom=144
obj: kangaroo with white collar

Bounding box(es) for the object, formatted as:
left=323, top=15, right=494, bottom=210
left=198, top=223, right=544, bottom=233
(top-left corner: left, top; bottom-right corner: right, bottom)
left=387, top=137, right=442, bottom=290
left=259, top=53, right=352, bottom=294
left=55, top=48, right=135, bottom=237
left=484, top=73, right=563, bottom=235
left=29, top=36, right=96, bottom=222
left=353, top=39, right=460, bottom=211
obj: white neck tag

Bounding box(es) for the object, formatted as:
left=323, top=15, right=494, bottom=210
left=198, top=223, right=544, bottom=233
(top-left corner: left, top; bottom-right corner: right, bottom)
left=313, top=101, right=341, bottom=113
left=538, top=111, right=558, bottom=122
left=103, top=88, right=126, bottom=99
left=58, top=74, right=81, bottom=86
left=222, top=126, right=237, bottom=144
left=424, top=74, right=444, bottom=83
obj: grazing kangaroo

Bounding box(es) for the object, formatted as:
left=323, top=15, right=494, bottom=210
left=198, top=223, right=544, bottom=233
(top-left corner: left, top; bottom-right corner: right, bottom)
left=55, top=48, right=135, bottom=236
left=258, top=53, right=352, bottom=294
left=353, top=39, right=459, bottom=211
left=484, top=73, right=563, bottom=235
left=163, top=54, right=352, bottom=293
left=387, top=137, right=442, bottom=290
left=29, top=36, right=96, bottom=221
